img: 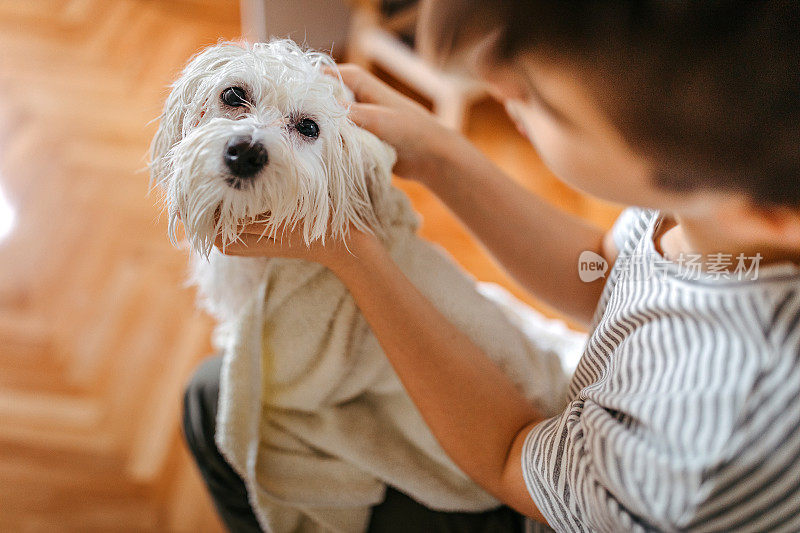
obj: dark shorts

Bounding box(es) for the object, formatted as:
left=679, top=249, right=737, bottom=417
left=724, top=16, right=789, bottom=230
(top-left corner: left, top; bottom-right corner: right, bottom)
left=182, top=356, right=526, bottom=533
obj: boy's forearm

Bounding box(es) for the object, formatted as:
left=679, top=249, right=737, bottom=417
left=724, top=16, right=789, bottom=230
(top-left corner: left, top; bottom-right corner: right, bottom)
left=424, top=135, right=606, bottom=326
left=328, top=237, right=546, bottom=520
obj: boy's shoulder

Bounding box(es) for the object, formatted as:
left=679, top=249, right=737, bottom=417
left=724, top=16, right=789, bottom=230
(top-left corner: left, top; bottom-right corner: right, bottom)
left=609, top=206, right=655, bottom=257
left=582, top=205, right=800, bottom=395
left=602, top=207, right=800, bottom=315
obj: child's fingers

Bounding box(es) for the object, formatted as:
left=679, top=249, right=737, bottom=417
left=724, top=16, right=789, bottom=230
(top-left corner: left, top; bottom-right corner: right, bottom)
left=214, top=232, right=278, bottom=257
left=237, top=218, right=271, bottom=234
left=331, top=64, right=384, bottom=104
left=332, top=64, right=407, bottom=108
left=225, top=219, right=305, bottom=245
left=347, top=102, right=390, bottom=138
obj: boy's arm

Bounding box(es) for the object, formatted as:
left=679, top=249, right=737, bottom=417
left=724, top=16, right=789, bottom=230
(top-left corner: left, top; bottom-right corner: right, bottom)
left=339, top=64, right=609, bottom=326
left=421, top=134, right=609, bottom=326
left=327, top=234, right=549, bottom=522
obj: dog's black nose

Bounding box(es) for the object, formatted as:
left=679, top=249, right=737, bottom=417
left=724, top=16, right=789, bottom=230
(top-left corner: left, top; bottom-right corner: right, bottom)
left=223, top=136, right=268, bottom=178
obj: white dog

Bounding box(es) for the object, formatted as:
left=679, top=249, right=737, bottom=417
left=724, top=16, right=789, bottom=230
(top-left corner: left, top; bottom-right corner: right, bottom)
left=152, top=40, right=574, bottom=533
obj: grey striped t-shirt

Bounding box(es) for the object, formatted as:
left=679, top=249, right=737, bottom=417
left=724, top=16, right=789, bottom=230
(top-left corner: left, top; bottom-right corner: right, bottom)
left=522, top=208, right=800, bottom=532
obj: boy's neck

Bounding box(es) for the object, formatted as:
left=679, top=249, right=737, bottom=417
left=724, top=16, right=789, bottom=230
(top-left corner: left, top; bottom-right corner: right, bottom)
left=659, top=213, right=800, bottom=268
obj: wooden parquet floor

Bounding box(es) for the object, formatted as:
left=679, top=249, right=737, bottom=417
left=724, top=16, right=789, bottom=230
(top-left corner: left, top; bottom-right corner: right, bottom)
left=0, top=1, right=620, bottom=531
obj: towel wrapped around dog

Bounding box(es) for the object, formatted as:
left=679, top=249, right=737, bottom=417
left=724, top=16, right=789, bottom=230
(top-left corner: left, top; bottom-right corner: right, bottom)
left=210, top=189, right=578, bottom=533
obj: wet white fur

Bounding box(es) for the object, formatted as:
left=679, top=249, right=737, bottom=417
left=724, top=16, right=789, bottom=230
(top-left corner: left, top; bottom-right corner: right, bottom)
left=151, top=40, right=412, bottom=337
left=151, top=39, right=395, bottom=257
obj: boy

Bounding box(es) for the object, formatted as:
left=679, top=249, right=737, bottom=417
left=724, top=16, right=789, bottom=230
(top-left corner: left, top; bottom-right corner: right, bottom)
left=183, top=1, right=800, bottom=530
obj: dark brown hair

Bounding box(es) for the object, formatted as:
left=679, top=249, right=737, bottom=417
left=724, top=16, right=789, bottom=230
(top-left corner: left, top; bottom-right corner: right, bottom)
left=419, top=1, right=800, bottom=207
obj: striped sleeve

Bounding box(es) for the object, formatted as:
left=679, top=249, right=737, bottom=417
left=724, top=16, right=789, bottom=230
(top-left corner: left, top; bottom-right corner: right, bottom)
left=521, top=398, right=671, bottom=532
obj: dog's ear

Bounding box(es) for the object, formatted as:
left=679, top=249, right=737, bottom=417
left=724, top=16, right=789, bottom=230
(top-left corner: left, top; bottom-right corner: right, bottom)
left=150, top=65, right=211, bottom=184
left=150, top=43, right=244, bottom=185
left=327, top=119, right=397, bottom=239
left=150, top=83, right=187, bottom=185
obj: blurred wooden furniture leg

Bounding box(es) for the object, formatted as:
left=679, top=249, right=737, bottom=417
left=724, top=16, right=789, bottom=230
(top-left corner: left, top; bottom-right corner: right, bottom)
left=347, top=1, right=485, bottom=131
left=240, top=0, right=352, bottom=56
left=240, top=0, right=268, bottom=41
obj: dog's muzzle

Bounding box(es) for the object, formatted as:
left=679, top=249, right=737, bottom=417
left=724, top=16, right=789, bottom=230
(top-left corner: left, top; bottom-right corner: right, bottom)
left=224, top=136, right=268, bottom=181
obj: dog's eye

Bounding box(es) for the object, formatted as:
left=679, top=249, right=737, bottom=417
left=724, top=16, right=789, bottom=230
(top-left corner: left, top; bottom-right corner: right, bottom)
left=221, top=87, right=248, bottom=107
left=295, top=118, right=319, bottom=138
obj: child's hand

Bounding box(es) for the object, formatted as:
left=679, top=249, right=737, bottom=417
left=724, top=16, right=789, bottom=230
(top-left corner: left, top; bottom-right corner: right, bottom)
left=213, top=218, right=375, bottom=272
left=332, top=64, right=459, bottom=185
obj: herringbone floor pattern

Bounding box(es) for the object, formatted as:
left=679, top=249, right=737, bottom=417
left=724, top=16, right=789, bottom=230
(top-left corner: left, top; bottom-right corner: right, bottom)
left=0, top=1, right=619, bottom=531
left=0, top=1, right=239, bottom=531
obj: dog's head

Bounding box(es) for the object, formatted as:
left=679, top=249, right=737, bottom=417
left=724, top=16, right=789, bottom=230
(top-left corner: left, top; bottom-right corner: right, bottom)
left=151, top=40, right=399, bottom=256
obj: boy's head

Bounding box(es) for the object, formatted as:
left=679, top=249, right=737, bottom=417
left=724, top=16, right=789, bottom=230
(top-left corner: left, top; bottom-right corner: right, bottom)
left=419, top=1, right=799, bottom=237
